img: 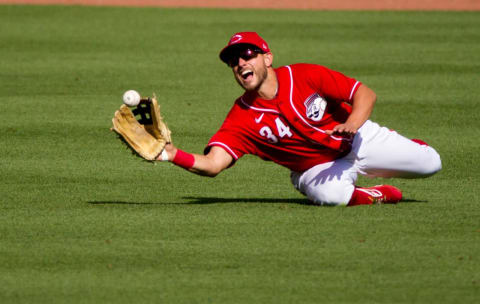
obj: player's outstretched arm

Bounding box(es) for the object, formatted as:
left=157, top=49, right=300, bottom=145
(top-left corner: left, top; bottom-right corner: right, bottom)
left=157, top=144, right=233, bottom=177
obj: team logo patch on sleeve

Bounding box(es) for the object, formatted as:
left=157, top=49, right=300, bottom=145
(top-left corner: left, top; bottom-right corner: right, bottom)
left=304, top=93, right=327, bottom=122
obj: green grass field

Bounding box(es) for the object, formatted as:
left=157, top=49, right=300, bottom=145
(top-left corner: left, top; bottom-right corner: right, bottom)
left=0, top=5, right=479, bottom=303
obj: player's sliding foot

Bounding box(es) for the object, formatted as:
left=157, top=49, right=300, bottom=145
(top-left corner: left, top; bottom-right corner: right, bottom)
left=347, top=185, right=403, bottom=206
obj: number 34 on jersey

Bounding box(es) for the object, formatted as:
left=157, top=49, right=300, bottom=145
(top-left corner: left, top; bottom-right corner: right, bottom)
left=259, top=117, right=293, bottom=144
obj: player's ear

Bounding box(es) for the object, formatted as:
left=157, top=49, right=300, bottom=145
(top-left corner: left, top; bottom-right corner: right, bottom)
left=263, top=52, right=273, bottom=67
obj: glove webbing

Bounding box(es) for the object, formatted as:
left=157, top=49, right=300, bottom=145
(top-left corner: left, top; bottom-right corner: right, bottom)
left=132, top=100, right=152, bottom=125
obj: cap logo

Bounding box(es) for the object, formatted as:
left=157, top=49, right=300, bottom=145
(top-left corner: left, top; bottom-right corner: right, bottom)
left=230, top=34, right=243, bottom=44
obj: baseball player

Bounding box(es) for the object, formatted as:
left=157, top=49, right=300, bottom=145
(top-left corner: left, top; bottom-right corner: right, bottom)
left=158, top=32, right=442, bottom=206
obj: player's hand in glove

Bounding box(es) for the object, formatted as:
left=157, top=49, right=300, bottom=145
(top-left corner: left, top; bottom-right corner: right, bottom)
left=111, top=97, right=172, bottom=161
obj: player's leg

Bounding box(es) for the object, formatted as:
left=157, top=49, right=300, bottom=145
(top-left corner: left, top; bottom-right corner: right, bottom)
left=290, top=158, right=357, bottom=206
left=353, top=120, right=442, bottom=178
left=290, top=158, right=402, bottom=206
left=290, top=119, right=436, bottom=206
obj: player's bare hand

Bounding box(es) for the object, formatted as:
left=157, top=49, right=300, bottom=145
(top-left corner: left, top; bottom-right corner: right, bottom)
left=155, top=143, right=176, bottom=161
left=325, top=123, right=358, bottom=137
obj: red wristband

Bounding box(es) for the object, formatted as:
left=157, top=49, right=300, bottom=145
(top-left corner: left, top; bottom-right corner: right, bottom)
left=172, top=149, right=195, bottom=169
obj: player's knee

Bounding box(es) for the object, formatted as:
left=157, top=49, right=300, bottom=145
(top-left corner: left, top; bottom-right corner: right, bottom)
left=430, top=150, right=442, bottom=174
left=419, top=148, right=442, bottom=176
left=306, top=184, right=352, bottom=206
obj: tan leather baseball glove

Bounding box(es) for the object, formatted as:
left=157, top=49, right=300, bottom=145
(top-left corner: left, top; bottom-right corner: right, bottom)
left=111, top=97, right=172, bottom=161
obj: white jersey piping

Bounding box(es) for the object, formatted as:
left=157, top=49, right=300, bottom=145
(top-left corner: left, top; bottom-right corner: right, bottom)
left=208, top=141, right=239, bottom=160
left=349, top=81, right=360, bottom=101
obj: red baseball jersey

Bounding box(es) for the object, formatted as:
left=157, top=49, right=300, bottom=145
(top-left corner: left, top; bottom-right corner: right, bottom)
left=205, top=63, right=361, bottom=172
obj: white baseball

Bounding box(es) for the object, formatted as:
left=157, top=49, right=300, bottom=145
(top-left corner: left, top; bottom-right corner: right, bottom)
left=122, top=90, right=141, bottom=107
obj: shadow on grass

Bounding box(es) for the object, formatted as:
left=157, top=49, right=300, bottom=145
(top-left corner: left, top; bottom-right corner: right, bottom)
left=87, top=197, right=426, bottom=206
left=182, top=197, right=313, bottom=205
left=401, top=198, right=428, bottom=204
left=87, top=197, right=313, bottom=206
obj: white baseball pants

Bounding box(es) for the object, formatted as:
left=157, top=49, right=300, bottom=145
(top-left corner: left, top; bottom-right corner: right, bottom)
left=290, top=120, right=442, bottom=206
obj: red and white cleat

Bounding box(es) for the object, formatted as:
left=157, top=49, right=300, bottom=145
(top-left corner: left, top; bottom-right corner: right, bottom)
left=348, top=185, right=402, bottom=206
left=369, top=185, right=403, bottom=204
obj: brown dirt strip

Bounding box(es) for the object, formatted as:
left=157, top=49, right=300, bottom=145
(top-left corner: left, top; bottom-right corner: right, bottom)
left=0, top=0, right=479, bottom=11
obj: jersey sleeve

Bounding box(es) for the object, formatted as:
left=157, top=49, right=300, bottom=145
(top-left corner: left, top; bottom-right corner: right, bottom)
left=205, top=127, right=247, bottom=162
left=301, top=64, right=361, bottom=104
left=203, top=104, right=253, bottom=164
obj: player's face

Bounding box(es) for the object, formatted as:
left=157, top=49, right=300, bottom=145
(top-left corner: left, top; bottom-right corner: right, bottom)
left=228, top=47, right=269, bottom=91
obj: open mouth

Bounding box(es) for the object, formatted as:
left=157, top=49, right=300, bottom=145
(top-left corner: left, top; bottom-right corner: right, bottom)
left=241, top=70, right=254, bottom=80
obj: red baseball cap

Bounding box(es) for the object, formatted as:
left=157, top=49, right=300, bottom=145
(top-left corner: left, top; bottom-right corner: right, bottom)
left=219, top=32, right=270, bottom=63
